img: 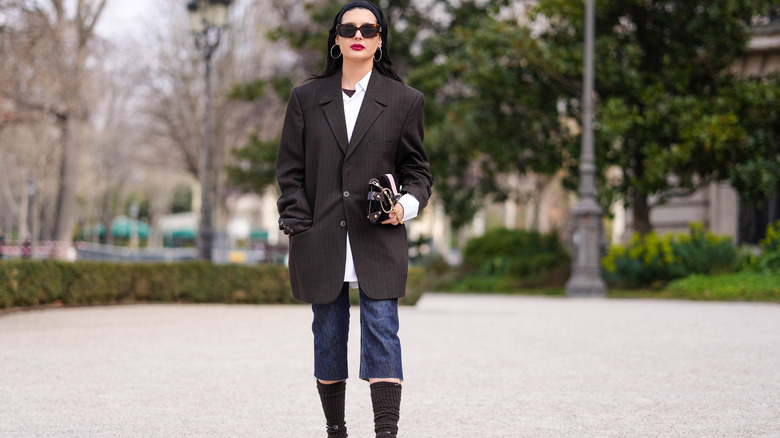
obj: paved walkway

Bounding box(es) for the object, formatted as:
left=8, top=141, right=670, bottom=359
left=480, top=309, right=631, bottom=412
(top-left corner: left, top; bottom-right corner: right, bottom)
left=1, top=294, right=779, bottom=437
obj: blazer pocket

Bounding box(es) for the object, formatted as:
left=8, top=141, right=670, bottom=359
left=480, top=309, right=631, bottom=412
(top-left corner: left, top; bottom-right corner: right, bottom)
left=367, top=140, right=395, bottom=151
left=285, top=219, right=313, bottom=237
left=290, top=227, right=311, bottom=239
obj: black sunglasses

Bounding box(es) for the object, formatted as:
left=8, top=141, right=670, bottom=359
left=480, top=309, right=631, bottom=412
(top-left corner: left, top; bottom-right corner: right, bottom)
left=336, top=23, right=381, bottom=38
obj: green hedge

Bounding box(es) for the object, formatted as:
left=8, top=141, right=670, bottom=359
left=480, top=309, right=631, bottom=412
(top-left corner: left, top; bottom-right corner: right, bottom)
left=0, top=261, right=427, bottom=311
left=401, top=266, right=427, bottom=305
left=431, top=228, right=570, bottom=292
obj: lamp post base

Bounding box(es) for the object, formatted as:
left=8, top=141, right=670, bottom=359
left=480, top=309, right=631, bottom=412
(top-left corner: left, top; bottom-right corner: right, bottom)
left=198, top=228, right=213, bottom=261
left=566, top=197, right=607, bottom=298
left=565, top=270, right=606, bottom=297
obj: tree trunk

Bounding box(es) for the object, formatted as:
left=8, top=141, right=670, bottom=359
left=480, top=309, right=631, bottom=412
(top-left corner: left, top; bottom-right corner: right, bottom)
left=49, top=0, right=105, bottom=246
left=630, top=186, right=652, bottom=236
left=530, top=177, right=549, bottom=231
left=52, top=116, right=77, bottom=243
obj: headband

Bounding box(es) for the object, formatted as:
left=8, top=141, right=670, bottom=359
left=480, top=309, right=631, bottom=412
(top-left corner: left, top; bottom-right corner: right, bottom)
left=337, top=1, right=382, bottom=25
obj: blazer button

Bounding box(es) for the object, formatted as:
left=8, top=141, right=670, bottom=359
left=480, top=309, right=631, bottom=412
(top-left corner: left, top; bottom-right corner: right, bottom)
left=343, top=191, right=350, bottom=198
left=340, top=220, right=347, bottom=227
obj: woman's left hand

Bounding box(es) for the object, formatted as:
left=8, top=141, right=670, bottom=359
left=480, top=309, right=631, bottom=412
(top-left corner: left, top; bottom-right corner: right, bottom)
left=382, top=204, right=404, bottom=226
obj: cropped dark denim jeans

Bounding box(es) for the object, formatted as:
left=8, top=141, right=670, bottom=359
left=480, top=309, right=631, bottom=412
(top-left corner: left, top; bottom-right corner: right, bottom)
left=312, top=283, right=403, bottom=381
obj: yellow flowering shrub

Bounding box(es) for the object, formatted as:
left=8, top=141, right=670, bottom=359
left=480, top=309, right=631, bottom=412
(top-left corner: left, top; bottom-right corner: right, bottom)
left=760, top=220, right=780, bottom=254
left=752, top=220, right=780, bottom=273
left=601, top=222, right=736, bottom=288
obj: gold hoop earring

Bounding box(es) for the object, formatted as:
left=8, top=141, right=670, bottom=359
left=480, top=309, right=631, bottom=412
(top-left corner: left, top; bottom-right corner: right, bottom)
left=373, top=47, right=383, bottom=62
left=330, top=44, right=342, bottom=59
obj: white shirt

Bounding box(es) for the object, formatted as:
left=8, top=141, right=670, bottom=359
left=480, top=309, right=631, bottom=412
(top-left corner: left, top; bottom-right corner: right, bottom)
left=343, top=70, right=420, bottom=286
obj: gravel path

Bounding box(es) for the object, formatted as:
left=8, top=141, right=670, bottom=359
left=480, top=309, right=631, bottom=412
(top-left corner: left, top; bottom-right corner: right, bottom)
left=1, top=294, right=779, bottom=437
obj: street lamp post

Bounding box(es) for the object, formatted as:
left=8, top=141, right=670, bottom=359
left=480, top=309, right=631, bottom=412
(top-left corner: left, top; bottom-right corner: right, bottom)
left=186, top=0, right=232, bottom=261
left=26, top=179, right=36, bottom=236
left=565, top=0, right=606, bottom=297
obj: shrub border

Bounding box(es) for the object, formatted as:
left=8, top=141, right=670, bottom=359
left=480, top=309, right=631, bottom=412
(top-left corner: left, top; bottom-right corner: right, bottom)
left=0, top=261, right=427, bottom=314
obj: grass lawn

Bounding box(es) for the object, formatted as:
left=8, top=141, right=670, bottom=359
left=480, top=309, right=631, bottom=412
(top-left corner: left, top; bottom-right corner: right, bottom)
left=437, top=272, right=780, bottom=302
left=663, top=271, right=780, bottom=302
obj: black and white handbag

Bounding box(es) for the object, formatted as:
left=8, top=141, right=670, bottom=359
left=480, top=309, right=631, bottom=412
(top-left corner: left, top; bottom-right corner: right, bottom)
left=367, top=173, right=403, bottom=224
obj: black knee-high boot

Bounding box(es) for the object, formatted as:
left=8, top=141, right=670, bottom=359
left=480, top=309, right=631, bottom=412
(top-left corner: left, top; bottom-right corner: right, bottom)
left=317, top=380, right=348, bottom=437
left=370, top=382, right=402, bottom=437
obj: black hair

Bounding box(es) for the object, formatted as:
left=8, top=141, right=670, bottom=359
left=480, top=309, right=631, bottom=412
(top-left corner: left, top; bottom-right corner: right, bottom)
left=311, top=1, right=403, bottom=83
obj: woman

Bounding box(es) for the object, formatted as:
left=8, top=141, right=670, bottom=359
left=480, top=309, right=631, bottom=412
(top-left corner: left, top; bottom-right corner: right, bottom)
left=275, top=1, right=433, bottom=436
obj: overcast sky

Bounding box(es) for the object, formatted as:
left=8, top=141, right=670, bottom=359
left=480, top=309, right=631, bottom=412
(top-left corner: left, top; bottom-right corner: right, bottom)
left=95, top=0, right=158, bottom=41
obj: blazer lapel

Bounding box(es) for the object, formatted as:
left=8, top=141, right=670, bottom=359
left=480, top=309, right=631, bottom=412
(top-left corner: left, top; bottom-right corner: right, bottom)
left=319, top=74, right=349, bottom=155
left=345, top=72, right=388, bottom=159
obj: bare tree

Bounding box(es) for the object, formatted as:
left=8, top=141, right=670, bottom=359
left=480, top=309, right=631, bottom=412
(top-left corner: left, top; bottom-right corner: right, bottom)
left=82, top=41, right=143, bottom=245
left=137, top=0, right=295, bottom=235
left=0, top=0, right=107, bottom=247
left=1, top=0, right=321, bottom=249
left=0, top=2, right=61, bottom=241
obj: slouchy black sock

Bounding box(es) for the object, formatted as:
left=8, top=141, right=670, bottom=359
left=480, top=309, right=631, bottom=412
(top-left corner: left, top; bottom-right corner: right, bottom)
left=317, top=380, right=348, bottom=437
left=370, top=382, right=402, bottom=438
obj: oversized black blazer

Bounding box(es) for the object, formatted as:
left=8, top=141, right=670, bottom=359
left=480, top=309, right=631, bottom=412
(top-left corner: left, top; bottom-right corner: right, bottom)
left=276, top=72, right=433, bottom=304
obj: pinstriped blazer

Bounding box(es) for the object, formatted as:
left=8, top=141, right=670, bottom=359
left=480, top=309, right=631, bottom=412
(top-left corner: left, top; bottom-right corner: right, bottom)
left=276, top=72, right=433, bottom=304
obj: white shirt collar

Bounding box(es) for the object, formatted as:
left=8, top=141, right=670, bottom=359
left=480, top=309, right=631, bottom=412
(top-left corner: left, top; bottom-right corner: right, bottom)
left=343, top=69, right=373, bottom=101
left=356, top=69, right=372, bottom=93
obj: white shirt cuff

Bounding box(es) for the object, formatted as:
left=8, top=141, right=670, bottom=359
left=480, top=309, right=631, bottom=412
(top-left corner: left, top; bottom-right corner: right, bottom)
left=397, top=193, right=420, bottom=222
